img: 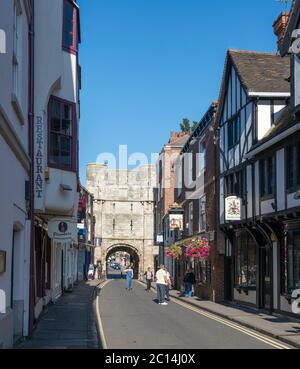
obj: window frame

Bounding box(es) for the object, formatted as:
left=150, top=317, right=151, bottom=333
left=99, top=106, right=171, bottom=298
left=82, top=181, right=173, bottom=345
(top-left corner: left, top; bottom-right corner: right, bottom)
left=48, top=95, right=77, bottom=172
left=227, top=114, right=241, bottom=150
left=286, top=142, right=300, bottom=193
left=62, top=0, right=78, bottom=55
left=260, top=155, right=275, bottom=200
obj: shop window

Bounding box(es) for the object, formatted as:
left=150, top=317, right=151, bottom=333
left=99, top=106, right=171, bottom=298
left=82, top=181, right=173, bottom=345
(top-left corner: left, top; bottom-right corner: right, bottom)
left=196, top=260, right=211, bottom=285
left=287, top=232, right=300, bottom=293
left=235, top=232, right=257, bottom=288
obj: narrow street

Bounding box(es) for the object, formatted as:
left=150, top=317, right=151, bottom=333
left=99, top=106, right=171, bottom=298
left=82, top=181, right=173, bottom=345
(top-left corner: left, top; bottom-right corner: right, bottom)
left=98, top=280, right=292, bottom=350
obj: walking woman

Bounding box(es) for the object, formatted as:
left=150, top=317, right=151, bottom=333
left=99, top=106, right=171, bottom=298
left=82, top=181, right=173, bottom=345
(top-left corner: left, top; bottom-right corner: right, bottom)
left=144, top=267, right=153, bottom=292
left=124, top=264, right=134, bottom=290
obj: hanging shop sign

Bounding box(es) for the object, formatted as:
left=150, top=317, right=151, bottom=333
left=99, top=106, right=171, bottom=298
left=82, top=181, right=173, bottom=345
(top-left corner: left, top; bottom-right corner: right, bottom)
left=48, top=218, right=77, bottom=241
left=225, top=196, right=241, bottom=221
left=169, top=214, right=184, bottom=231
left=34, top=115, right=45, bottom=211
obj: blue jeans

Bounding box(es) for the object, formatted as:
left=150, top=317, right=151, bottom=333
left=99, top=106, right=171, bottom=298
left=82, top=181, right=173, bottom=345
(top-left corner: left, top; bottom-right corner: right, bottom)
left=184, top=282, right=193, bottom=297
left=127, top=277, right=133, bottom=289
left=157, top=284, right=166, bottom=304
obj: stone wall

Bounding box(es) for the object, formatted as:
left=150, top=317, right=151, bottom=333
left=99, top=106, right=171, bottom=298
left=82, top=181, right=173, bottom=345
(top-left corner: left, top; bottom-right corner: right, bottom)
left=86, top=164, right=158, bottom=275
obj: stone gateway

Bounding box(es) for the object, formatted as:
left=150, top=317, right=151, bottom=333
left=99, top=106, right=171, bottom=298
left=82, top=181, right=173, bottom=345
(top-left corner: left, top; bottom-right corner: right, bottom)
left=86, top=164, right=158, bottom=277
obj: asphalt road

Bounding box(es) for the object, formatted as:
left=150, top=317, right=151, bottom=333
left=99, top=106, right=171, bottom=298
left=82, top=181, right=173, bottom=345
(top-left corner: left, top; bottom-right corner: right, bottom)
left=98, top=279, right=292, bottom=350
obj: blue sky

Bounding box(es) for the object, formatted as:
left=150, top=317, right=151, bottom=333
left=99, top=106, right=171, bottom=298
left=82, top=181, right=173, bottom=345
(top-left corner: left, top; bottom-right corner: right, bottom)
left=78, top=0, right=290, bottom=184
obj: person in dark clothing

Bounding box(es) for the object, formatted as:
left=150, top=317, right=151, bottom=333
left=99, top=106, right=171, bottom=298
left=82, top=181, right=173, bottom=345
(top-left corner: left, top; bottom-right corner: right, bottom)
left=183, top=268, right=196, bottom=297
left=144, top=267, right=153, bottom=292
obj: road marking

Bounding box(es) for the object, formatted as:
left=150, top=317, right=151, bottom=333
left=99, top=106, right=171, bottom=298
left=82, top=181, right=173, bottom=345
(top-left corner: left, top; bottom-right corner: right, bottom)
left=136, top=281, right=291, bottom=350
left=95, top=280, right=111, bottom=350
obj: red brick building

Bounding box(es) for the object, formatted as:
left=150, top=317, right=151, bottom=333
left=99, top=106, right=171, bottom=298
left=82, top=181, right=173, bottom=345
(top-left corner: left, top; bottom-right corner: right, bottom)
left=155, top=132, right=189, bottom=266
left=173, top=102, right=225, bottom=302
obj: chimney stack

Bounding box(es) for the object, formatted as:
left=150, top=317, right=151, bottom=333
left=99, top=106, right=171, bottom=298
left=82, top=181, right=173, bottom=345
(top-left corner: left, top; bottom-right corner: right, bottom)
left=273, top=12, right=290, bottom=51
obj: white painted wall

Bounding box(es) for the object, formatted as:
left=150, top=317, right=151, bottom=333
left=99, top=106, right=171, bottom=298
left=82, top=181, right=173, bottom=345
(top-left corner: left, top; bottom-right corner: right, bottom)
left=257, top=101, right=271, bottom=141
left=0, top=1, right=30, bottom=347
left=261, top=199, right=275, bottom=215
left=34, top=0, right=79, bottom=215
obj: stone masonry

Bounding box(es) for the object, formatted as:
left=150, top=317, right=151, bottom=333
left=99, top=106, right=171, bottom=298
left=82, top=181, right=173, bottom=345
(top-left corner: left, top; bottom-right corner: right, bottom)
left=86, top=164, right=158, bottom=276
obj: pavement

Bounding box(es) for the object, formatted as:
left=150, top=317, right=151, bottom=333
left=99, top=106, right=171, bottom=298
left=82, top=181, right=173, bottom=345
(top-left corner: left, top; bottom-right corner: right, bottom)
left=97, top=279, right=294, bottom=349
left=16, top=280, right=103, bottom=349
left=144, top=282, right=300, bottom=349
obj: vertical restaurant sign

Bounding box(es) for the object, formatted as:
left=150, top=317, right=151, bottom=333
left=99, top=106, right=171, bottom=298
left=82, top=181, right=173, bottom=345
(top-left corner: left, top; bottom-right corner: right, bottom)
left=225, top=196, right=241, bottom=221
left=34, top=115, right=45, bottom=210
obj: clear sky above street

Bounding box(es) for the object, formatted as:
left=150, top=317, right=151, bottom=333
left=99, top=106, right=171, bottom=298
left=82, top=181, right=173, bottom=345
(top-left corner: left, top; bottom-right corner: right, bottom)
left=78, top=0, right=291, bottom=184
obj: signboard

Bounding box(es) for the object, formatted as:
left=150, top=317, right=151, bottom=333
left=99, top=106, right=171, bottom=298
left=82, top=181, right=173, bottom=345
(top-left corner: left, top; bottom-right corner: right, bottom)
left=156, top=234, right=164, bottom=244
left=48, top=219, right=77, bottom=241
left=0, top=251, right=6, bottom=273
left=34, top=115, right=45, bottom=210
left=169, top=214, right=183, bottom=231
left=225, top=196, right=241, bottom=221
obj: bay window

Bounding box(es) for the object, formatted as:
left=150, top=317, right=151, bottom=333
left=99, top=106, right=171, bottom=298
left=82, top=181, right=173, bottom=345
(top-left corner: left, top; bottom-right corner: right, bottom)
left=48, top=97, right=77, bottom=171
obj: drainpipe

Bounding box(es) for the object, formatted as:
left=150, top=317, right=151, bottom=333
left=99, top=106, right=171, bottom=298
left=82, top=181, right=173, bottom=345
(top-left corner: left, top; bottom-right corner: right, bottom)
left=28, top=0, right=35, bottom=337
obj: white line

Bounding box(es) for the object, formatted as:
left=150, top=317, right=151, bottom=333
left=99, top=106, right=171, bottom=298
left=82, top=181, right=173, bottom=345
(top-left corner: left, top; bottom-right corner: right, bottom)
left=95, top=280, right=111, bottom=350
left=137, top=281, right=291, bottom=350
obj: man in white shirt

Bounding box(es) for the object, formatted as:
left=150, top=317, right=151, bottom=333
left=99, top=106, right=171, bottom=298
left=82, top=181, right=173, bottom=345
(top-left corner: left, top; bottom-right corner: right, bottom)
left=155, top=265, right=168, bottom=306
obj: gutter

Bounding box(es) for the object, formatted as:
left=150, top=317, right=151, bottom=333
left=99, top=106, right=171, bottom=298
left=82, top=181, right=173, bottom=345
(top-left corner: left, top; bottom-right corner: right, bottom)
left=246, top=123, right=300, bottom=159
left=248, top=92, right=290, bottom=98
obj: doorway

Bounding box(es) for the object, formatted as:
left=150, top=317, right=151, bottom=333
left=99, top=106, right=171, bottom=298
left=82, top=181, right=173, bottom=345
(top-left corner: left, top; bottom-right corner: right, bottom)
left=259, top=245, right=273, bottom=312
left=11, top=229, right=24, bottom=344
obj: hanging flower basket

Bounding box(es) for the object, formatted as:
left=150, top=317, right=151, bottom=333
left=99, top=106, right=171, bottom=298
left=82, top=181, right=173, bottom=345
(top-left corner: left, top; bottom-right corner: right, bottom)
left=166, top=244, right=183, bottom=259
left=185, top=237, right=210, bottom=260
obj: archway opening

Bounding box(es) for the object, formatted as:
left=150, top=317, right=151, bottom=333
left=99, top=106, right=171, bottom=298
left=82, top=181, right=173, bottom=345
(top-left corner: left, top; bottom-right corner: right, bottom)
left=106, top=245, right=140, bottom=280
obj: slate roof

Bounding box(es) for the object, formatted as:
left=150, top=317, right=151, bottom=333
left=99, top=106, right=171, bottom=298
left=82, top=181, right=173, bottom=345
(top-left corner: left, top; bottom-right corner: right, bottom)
left=229, top=50, right=290, bottom=93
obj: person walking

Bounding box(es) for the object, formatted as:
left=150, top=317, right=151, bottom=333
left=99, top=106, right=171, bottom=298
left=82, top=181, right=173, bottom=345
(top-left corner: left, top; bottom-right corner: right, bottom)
left=144, top=267, right=153, bottom=292
left=164, top=266, right=172, bottom=301
left=183, top=268, right=196, bottom=297
left=124, top=264, right=134, bottom=290
left=155, top=265, right=168, bottom=305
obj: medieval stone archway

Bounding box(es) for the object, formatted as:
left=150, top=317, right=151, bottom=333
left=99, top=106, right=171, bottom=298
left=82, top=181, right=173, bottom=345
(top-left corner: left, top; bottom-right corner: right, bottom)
left=105, top=244, right=141, bottom=279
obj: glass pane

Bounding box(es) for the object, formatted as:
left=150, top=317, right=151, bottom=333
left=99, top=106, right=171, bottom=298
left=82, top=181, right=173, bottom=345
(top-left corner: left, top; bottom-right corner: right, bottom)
left=50, top=133, right=60, bottom=164
left=247, top=236, right=256, bottom=287
left=62, top=104, right=72, bottom=135
left=60, top=136, right=71, bottom=153
left=63, top=1, right=74, bottom=48
left=294, top=233, right=300, bottom=290
left=51, top=100, right=61, bottom=119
